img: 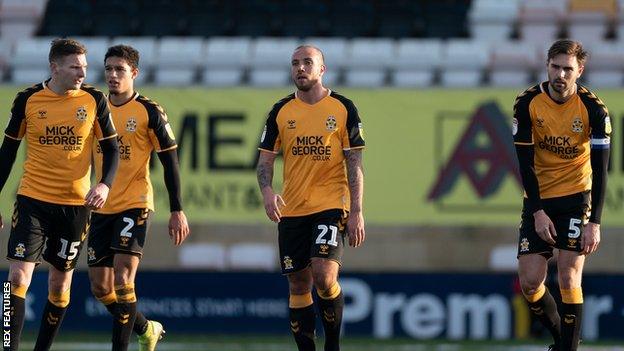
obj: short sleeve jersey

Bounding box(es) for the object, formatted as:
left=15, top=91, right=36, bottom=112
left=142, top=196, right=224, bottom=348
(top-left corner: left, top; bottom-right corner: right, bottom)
left=513, top=82, right=611, bottom=199
left=5, top=81, right=117, bottom=205
left=259, top=91, right=365, bottom=217
left=93, top=93, right=177, bottom=214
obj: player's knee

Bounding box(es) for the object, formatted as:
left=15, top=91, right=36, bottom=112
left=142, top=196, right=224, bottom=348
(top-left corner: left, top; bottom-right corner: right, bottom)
left=9, top=271, right=31, bottom=289
left=312, top=273, right=336, bottom=292
left=317, top=281, right=341, bottom=300
left=90, top=281, right=113, bottom=299
left=48, top=289, right=70, bottom=308
left=522, top=283, right=546, bottom=302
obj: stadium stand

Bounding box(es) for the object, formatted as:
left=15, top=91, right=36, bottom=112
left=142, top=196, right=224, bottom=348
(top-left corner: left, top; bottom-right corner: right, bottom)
left=0, top=0, right=623, bottom=87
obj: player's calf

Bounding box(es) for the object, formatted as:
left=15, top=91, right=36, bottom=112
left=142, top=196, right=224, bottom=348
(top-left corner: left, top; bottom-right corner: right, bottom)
left=289, top=292, right=316, bottom=351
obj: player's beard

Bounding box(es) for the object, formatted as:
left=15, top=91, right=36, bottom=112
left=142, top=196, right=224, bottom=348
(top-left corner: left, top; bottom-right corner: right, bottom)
left=294, top=76, right=319, bottom=92
left=549, top=77, right=568, bottom=94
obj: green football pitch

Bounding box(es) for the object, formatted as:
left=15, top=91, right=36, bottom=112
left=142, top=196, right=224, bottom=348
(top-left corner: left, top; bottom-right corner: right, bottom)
left=17, top=333, right=624, bottom=351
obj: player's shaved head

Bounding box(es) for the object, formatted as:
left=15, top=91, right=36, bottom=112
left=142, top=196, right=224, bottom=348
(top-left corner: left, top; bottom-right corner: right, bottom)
left=294, top=45, right=325, bottom=65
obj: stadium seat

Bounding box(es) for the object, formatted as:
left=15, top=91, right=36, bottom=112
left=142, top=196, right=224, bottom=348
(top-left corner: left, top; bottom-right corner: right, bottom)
left=179, top=243, right=227, bottom=269
left=249, top=37, right=300, bottom=87
left=301, top=37, right=348, bottom=86
left=110, top=37, right=158, bottom=84
left=583, top=41, right=624, bottom=87
left=0, top=0, right=47, bottom=41
left=440, top=40, right=490, bottom=87
left=489, top=41, right=539, bottom=87
left=518, top=0, right=568, bottom=45
left=10, top=37, right=53, bottom=85
left=344, top=39, right=395, bottom=87
left=567, top=12, right=611, bottom=44
left=489, top=245, right=518, bottom=271
left=72, top=37, right=110, bottom=84
left=154, top=37, right=204, bottom=86
left=202, top=37, right=251, bottom=87
left=468, top=0, right=520, bottom=41
left=390, top=39, right=442, bottom=88
left=228, top=243, right=277, bottom=271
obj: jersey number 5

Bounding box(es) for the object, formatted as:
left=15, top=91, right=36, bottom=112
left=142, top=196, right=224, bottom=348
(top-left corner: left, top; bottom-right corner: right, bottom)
left=568, top=218, right=582, bottom=238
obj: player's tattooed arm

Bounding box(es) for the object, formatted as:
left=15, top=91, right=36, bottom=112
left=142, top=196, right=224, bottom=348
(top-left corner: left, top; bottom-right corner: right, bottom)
left=257, top=152, right=276, bottom=190
left=345, top=149, right=364, bottom=211
left=257, top=151, right=284, bottom=222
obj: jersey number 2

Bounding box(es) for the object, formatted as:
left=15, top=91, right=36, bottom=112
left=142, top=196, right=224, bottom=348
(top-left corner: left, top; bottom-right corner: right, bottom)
left=120, top=217, right=134, bottom=238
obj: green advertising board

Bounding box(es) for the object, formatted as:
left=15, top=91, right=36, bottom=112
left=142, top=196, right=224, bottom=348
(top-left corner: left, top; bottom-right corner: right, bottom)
left=1, top=86, right=623, bottom=226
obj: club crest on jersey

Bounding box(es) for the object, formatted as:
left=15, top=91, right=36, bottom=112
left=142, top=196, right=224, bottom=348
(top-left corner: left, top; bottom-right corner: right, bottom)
left=87, top=247, right=96, bottom=262
left=571, top=117, right=583, bottom=133
left=38, top=110, right=47, bottom=119
left=520, top=238, right=529, bottom=252
left=326, top=115, right=337, bottom=131
left=15, top=243, right=25, bottom=258
left=536, top=117, right=544, bottom=128
left=126, top=117, right=137, bottom=132
left=287, top=120, right=296, bottom=129
left=76, top=106, right=88, bottom=121
left=283, top=256, right=293, bottom=270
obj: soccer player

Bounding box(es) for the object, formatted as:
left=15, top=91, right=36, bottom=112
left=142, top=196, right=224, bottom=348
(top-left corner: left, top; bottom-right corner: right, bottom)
left=87, top=45, right=189, bottom=351
left=257, top=45, right=365, bottom=351
left=0, top=38, right=119, bottom=350
left=513, top=39, right=610, bottom=351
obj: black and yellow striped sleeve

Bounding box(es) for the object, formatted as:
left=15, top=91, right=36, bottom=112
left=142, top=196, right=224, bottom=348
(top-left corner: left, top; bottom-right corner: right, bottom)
left=5, top=84, right=42, bottom=140
left=259, top=94, right=293, bottom=153
left=332, top=92, right=365, bottom=150
left=139, top=96, right=177, bottom=152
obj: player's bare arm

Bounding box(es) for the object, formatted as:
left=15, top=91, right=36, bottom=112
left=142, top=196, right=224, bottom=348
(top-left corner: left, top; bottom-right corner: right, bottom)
left=345, top=148, right=365, bottom=247
left=257, top=151, right=285, bottom=223
left=0, top=136, right=21, bottom=228
left=157, top=149, right=190, bottom=245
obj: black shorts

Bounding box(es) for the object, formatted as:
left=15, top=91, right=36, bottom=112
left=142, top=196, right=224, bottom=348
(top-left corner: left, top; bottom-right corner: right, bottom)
left=7, top=195, right=90, bottom=271
left=87, top=208, right=152, bottom=267
left=518, top=191, right=590, bottom=258
left=278, top=209, right=347, bottom=274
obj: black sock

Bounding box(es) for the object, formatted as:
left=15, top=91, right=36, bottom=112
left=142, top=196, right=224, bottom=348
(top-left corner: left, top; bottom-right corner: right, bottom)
left=289, top=304, right=316, bottom=351
left=112, top=302, right=137, bottom=351
left=33, top=300, right=68, bottom=351
left=318, top=292, right=344, bottom=351
left=105, top=301, right=149, bottom=335
left=527, top=289, right=561, bottom=347
left=9, top=294, right=25, bottom=351
left=561, top=303, right=583, bottom=351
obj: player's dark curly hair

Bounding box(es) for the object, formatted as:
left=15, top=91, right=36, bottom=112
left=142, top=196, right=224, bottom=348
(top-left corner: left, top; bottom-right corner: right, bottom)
left=105, top=45, right=140, bottom=69
left=49, top=38, right=87, bottom=63
left=547, top=39, right=588, bottom=66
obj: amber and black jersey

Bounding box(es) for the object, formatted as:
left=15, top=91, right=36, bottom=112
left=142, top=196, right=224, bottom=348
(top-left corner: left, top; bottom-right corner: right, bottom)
left=5, top=81, right=117, bottom=206
left=259, top=90, right=365, bottom=217
left=93, top=92, right=177, bottom=214
left=513, top=82, right=610, bottom=222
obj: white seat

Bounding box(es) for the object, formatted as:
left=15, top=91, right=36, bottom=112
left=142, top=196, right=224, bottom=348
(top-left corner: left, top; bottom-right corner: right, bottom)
left=154, top=37, right=204, bottom=86
left=301, top=37, right=348, bottom=86
left=249, top=37, right=299, bottom=87
left=0, top=0, right=46, bottom=41
left=228, top=243, right=277, bottom=271
left=490, top=41, right=539, bottom=87
left=390, top=39, right=442, bottom=87
left=519, top=0, right=568, bottom=45
left=344, top=38, right=395, bottom=87
left=583, top=41, right=624, bottom=87
left=110, top=37, right=158, bottom=84
left=202, top=37, right=251, bottom=86
left=468, top=0, right=520, bottom=41
left=10, top=38, right=51, bottom=85
left=567, top=12, right=609, bottom=44
left=440, top=40, right=490, bottom=87
left=179, top=243, right=227, bottom=270
left=0, top=39, right=14, bottom=82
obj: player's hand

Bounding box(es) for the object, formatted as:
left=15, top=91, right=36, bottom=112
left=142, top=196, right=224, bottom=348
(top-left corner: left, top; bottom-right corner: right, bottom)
left=261, top=188, right=285, bottom=223
left=533, top=210, right=556, bottom=245
left=581, top=222, right=600, bottom=255
left=347, top=210, right=365, bottom=248
left=169, top=210, right=190, bottom=246
left=85, top=183, right=110, bottom=210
